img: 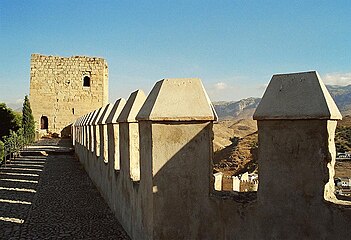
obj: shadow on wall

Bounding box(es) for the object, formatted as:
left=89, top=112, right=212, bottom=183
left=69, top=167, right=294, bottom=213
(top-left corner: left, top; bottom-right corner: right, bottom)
left=61, top=124, right=72, bottom=138
left=148, top=122, right=219, bottom=239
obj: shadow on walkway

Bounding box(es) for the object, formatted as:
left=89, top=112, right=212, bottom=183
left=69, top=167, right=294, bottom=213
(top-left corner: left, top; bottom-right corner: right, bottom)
left=0, top=138, right=130, bottom=239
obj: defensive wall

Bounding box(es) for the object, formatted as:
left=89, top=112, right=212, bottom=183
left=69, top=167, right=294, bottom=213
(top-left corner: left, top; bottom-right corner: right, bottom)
left=73, top=72, right=351, bottom=239
left=30, top=54, right=108, bottom=136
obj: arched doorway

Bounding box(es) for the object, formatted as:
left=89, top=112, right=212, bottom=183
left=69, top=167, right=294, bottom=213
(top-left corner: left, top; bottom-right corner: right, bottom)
left=41, top=116, right=48, bottom=129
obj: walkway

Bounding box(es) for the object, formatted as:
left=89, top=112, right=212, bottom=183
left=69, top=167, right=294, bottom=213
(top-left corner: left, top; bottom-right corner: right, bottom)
left=0, top=139, right=130, bottom=239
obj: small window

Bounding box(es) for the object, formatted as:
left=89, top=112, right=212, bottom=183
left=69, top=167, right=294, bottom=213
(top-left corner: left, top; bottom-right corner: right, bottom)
left=72, top=108, right=75, bottom=115
left=83, top=76, right=91, bottom=87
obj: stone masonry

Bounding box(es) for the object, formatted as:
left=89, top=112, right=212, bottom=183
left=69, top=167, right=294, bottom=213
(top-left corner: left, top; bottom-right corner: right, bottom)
left=74, top=73, right=351, bottom=239
left=29, top=54, right=108, bottom=136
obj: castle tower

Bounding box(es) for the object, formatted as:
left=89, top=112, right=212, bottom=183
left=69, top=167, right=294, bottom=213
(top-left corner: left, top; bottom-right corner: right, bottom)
left=29, top=54, right=108, bottom=136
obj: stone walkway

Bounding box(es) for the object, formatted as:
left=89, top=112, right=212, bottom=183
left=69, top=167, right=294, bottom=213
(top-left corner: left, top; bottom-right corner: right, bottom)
left=0, top=139, right=130, bottom=239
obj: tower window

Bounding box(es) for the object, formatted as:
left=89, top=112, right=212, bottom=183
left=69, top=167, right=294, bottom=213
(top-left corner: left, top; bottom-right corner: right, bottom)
left=72, top=108, right=75, bottom=115
left=83, top=76, right=91, bottom=87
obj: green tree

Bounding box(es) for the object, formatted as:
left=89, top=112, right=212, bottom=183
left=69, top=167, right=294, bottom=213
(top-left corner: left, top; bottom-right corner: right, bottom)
left=0, top=103, right=21, bottom=141
left=0, top=140, right=4, bottom=162
left=22, top=95, right=35, bottom=142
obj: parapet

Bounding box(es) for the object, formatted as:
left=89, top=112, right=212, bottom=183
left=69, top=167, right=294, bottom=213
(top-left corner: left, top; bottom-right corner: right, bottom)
left=72, top=73, right=351, bottom=239
left=117, top=90, right=146, bottom=123
left=97, top=103, right=113, bottom=125
left=137, top=78, right=217, bottom=121
left=31, top=53, right=107, bottom=63
left=105, top=98, right=126, bottom=124
left=91, top=107, right=103, bottom=126
left=253, top=71, right=342, bottom=120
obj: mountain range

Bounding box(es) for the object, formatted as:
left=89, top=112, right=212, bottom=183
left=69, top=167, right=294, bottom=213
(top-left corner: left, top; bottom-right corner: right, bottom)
left=213, top=85, right=351, bottom=120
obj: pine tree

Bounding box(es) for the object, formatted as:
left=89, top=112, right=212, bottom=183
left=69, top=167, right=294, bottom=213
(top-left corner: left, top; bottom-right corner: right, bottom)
left=22, top=95, right=35, bottom=142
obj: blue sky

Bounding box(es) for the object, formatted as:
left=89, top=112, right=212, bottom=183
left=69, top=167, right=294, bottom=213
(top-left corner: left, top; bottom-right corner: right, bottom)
left=1, top=0, right=350, bottom=109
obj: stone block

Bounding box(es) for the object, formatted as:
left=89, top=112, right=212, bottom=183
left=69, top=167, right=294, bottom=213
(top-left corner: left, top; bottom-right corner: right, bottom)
left=137, top=78, right=217, bottom=121
left=253, top=71, right=342, bottom=120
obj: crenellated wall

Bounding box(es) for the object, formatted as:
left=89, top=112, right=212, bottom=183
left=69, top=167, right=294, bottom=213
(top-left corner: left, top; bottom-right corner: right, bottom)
left=73, top=73, right=351, bottom=240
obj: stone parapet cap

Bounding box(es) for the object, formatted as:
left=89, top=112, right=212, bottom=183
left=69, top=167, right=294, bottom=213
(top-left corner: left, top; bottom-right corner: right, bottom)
left=87, top=110, right=97, bottom=126
left=85, top=111, right=96, bottom=126
left=82, top=112, right=93, bottom=126
left=136, top=78, right=217, bottom=121
left=91, top=107, right=103, bottom=126
left=253, top=71, right=342, bottom=120
left=79, top=114, right=87, bottom=127
left=76, top=115, right=86, bottom=127
left=73, top=118, right=80, bottom=127
left=105, top=98, right=126, bottom=124
left=97, top=103, right=113, bottom=125
left=117, top=90, right=146, bottom=123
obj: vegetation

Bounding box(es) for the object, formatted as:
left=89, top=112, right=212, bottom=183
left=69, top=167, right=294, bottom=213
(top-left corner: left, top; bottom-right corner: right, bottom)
left=0, top=140, right=4, bottom=161
left=1, top=129, right=30, bottom=164
left=0, top=97, right=36, bottom=164
left=335, top=116, right=351, bottom=153
left=0, top=103, right=21, bottom=141
left=335, top=126, right=351, bottom=153
left=22, top=95, right=36, bottom=142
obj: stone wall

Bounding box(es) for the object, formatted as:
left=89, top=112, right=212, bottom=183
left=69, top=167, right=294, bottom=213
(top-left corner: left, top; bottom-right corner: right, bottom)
left=29, top=54, right=108, bottom=136
left=73, top=73, right=351, bottom=239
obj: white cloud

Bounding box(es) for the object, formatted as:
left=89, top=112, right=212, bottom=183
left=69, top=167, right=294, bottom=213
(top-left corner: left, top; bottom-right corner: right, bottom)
left=322, top=72, right=351, bottom=86
left=206, top=81, right=262, bottom=101
left=213, top=82, right=228, bottom=90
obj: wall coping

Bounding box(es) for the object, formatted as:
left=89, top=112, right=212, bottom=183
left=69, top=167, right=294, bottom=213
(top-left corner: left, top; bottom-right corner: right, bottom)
left=117, top=90, right=146, bottom=123
left=105, top=98, right=126, bottom=124
left=253, top=71, right=342, bottom=120
left=91, top=107, right=103, bottom=126
left=97, top=103, right=113, bottom=125
left=136, top=78, right=217, bottom=121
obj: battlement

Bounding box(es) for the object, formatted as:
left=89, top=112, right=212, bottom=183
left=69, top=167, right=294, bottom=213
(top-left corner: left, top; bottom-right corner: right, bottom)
left=73, top=72, right=351, bottom=239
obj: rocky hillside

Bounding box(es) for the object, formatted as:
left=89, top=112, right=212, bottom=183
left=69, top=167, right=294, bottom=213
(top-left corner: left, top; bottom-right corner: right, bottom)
left=213, top=97, right=260, bottom=120
left=327, top=85, right=351, bottom=116
left=335, top=115, right=351, bottom=153
left=214, top=131, right=258, bottom=175
left=213, top=85, right=351, bottom=119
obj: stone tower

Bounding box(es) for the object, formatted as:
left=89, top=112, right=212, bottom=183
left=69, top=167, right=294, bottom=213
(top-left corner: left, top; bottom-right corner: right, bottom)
left=29, top=53, right=108, bottom=136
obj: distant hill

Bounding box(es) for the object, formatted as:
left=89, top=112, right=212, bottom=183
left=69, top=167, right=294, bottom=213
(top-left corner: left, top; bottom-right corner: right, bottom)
left=213, top=97, right=260, bottom=120
left=213, top=85, right=351, bottom=120
left=326, top=85, right=351, bottom=116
